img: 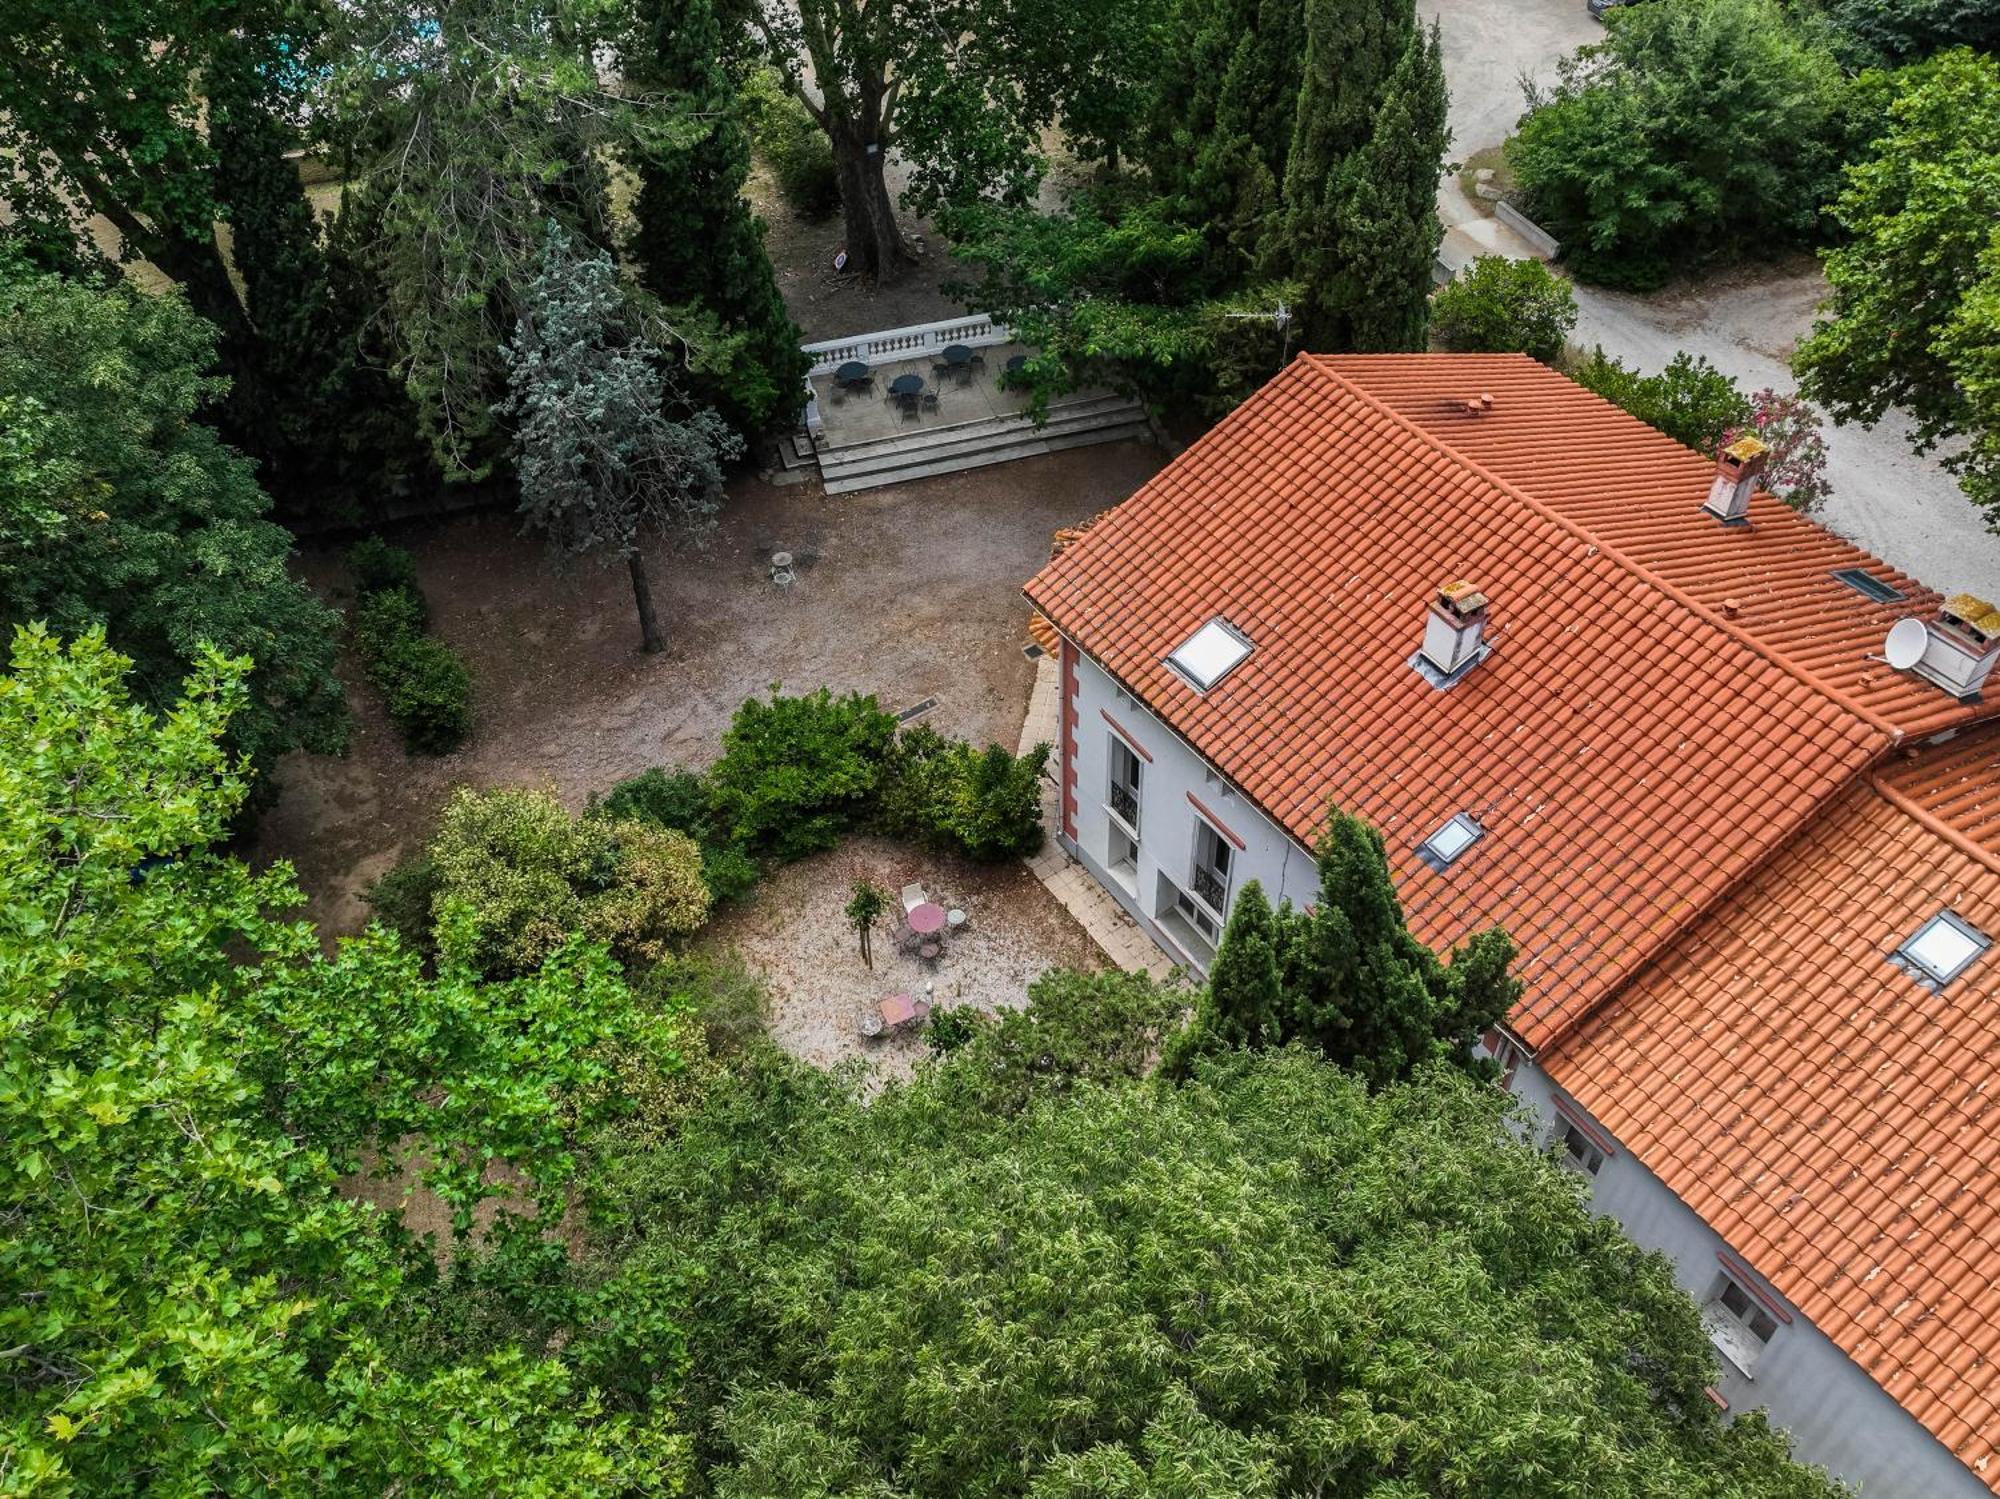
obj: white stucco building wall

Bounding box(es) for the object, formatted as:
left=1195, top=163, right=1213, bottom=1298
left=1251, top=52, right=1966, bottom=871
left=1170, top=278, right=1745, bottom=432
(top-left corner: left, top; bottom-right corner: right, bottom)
left=1054, top=635, right=1991, bottom=1498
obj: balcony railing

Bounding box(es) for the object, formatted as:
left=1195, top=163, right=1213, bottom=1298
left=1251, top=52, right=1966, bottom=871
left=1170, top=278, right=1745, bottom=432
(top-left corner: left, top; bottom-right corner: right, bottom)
left=1108, top=782, right=1139, bottom=830
left=1190, top=863, right=1228, bottom=913
left=800, top=315, right=1016, bottom=377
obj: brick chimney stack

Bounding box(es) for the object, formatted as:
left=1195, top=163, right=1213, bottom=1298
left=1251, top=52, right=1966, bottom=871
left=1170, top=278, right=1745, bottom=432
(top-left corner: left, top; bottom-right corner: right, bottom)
left=1702, top=436, right=1770, bottom=526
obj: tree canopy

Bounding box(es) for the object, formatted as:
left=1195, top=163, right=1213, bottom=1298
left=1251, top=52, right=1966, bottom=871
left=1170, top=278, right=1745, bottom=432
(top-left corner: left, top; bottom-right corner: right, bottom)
left=1509, top=0, right=1853, bottom=288
left=588, top=987, right=1847, bottom=1498
left=952, top=0, right=1448, bottom=416
left=1170, top=810, right=1518, bottom=1088
left=0, top=627, right=689, bottom=1493
left=1793, top=47, right=2000, bottom=521
left=0, top=258, right=347, bottom=776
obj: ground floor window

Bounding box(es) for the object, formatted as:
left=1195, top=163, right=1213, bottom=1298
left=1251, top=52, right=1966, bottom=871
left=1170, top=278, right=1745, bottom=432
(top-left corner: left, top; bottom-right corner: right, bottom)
left=1107, top=823, right=1138, bottom=889
left=1703, top=1275, right=1780, bottom=1376
left=1556, top=1120, right=1605, bottom=1177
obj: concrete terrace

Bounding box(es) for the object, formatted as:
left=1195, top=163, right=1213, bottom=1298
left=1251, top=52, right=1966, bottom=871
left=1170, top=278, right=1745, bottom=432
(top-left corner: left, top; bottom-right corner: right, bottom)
left=797, top=316, right=1152, bottom=495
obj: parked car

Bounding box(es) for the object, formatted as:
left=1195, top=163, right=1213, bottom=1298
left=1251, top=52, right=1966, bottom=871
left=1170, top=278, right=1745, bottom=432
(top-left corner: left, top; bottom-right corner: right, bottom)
left=1587, top=0, right=1631, bottom=17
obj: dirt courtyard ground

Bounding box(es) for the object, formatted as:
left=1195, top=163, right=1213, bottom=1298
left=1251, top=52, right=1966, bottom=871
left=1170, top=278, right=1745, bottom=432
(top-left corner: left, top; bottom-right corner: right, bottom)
left=251, top=443, right=1164, bottom=933
left=703, top=836, right=1105, bottom=1087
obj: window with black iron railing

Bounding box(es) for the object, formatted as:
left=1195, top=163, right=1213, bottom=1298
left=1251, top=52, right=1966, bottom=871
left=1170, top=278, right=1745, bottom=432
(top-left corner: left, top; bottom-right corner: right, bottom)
left=1108, top=780, right=1139, bottom=829
left=1190, top=862, right=1228, bottom=912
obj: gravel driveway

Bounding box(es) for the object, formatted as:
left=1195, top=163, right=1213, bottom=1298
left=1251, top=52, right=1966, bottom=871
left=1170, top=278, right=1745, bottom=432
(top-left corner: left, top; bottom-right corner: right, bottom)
left=1423, top=0, right=2000, bottom=599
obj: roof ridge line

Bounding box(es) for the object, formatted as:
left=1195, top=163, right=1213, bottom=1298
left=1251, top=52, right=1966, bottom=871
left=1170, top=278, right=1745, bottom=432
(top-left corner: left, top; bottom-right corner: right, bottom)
left=1302, top=356, right=1906, bottom=745
left=1869, top=769, right=2000, bottom=880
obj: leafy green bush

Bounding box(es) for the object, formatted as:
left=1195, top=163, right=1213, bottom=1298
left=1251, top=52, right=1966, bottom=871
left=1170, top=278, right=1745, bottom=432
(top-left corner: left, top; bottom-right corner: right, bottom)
left=741, top=69, right=840, bottom=218
left=928, top=967, right=1189, bottom=1116
left=1571, top=346, right=1751, bottom=452
left=352, top=584, right=427, bottom=660
left=347, top=534, right=423, bottom=600
left=431, top=786, right=711, bottom=978
left=708, top=689, right=898, bottom=861
left=925, top=1003, right=986, bottom=1057
left=362, top=851, right=442, bottom=955
left=379, top=635, right=474, bottom=755
left=880, top=726, right=1049, bottom=862
left=1508, top=0, right=1852, bottom=287
left=1431, top=256, right=1578, bottom=364
left=346, top=555, right=472, bottom=756
left=591, top=766, right=762, bottom=905
left=592, top=767, right=712, bottom=834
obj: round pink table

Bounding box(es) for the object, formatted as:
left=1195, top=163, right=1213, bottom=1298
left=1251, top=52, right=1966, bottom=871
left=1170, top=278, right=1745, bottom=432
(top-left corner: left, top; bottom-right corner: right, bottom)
left=909, top=901, right=947, bottom=936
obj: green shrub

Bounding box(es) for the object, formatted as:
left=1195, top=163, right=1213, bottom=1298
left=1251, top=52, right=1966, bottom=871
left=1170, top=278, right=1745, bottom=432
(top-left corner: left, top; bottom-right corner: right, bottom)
left=431, top=786, right=712, bottom=978
left=697, top=842, right=762, bottom=907
left=881, top=726, right=1048, bottom=862
left=1571, top=346, right=1751, bottom=453
left=379, top=635, right=473, bottom=754
left=1431, top=256, right=1578, bottom=364
left=1507, top=0, right=1851, bottom=287
left=742, top=69, right=840, bottom=218
left=362, top=851, right=441, bottom=955
left=346, top=534, right=423, bottom=599
left=591, top=767, right=714, bottom=836
left=929, top=967, right=1189, bottom=1116
left=639, top=952, right=771, bottom=1059
left=925, top=1003, right=986, bottom=1057
left=591, top=766, right=762, bottom=906
left=351, top=584, right=426, bottom=662
left=708, top=689, right=898, bottom=861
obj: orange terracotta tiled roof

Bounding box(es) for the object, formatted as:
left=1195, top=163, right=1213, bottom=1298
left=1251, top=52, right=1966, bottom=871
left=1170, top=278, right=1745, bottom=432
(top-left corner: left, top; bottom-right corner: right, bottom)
left=1324, top=355, right=1984, bottom=740
left=1026, top=352, right=2000, bottom=1487
left=1025, top=355, right=1894, bottom=1048
left=1877, top=717, right=2000, bottom=859
left=1544, top=777, right=2000, bottom=1484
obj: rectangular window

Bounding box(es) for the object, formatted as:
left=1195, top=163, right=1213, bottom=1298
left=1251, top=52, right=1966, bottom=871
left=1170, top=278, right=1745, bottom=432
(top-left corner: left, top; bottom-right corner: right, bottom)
left=1832, top=567, right=1904, bottom=604
left=1418, top=812, right=1484, bottom=871
left=1893, top=910, right=1990, bottom=989
left=1704, top=1277, right=1781, bottom=1376
left=1107, top=824, right=1139, bottom=888
left=1107, top=737, right=1142, bottom=834
left=1189, top=818, right=1233, bottom=916
left=1557, top=1120, right=1605, bottom=1177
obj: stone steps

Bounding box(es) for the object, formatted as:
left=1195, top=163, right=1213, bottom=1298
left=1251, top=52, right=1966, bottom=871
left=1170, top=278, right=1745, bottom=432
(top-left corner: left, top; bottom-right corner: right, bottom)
left=817, top=393, right=1151, bottom=496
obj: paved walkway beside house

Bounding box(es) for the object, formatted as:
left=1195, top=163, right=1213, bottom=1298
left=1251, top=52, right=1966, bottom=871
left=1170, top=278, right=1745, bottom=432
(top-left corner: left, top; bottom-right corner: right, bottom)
left=1018, top=653, right=1178, bottom=980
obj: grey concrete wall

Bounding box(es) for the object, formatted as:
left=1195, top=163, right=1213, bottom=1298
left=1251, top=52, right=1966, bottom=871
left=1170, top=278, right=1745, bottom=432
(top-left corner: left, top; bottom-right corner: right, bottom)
left=1064, top=652, right=1319, bottom=971
left=1495, top=198, right=1561, bottom=258
left=1506, top=1055, right=1987, bottom=1498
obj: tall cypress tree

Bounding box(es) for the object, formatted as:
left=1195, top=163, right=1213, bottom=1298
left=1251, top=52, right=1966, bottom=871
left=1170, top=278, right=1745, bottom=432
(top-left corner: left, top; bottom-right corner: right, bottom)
left=1274, top=0, right=1418, bottom=346
left=1320, top=23, right=1449, bottom=351
left=629, top=0, right=807, bottom=440
left=207, top=35, right=424, bottom=520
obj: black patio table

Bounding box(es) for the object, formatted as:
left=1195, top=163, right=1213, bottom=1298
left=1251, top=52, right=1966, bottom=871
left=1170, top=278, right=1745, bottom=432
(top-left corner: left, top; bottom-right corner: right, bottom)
left=834, top=360, right=871, bottom=387
left=941, top=344, right=974, bottom=367
left=1004, top=353, right=1028, bottom=375
left=888, top=373, right=924, bottom=397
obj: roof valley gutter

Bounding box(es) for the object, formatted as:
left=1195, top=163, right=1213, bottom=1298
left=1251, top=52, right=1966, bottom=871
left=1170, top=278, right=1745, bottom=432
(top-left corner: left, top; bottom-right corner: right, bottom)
left=1306, top=360, right=1908, bottom=746
left=1869, top=772, right=2000, bottom=880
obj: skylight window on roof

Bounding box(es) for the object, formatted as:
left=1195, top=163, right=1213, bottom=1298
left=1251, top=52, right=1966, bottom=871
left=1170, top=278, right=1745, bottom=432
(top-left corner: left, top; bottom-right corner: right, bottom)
left=1893, top=911, right=1989, bottom=989
left=1832, top=568, right=1904, bottom=604
left=1167, top=619, right=1252, bottom=691
left=1417, top=813, right=1483, bottom=872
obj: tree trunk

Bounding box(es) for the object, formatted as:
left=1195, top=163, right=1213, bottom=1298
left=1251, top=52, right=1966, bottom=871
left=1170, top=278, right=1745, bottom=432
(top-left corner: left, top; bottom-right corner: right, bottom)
left=628, top=551, right=663, bottom=654
left=831, top=131, right=915, bottom=282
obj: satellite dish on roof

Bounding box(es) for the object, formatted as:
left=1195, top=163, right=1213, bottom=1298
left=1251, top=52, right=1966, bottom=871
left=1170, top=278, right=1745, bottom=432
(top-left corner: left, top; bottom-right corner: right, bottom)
left=1885, top=617, right=1929, bottom=671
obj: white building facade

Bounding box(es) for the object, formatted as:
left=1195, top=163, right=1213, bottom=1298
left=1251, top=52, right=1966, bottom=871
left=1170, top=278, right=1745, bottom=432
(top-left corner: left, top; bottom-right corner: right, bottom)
left=1053, top=632, right=1992, bottom=1499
